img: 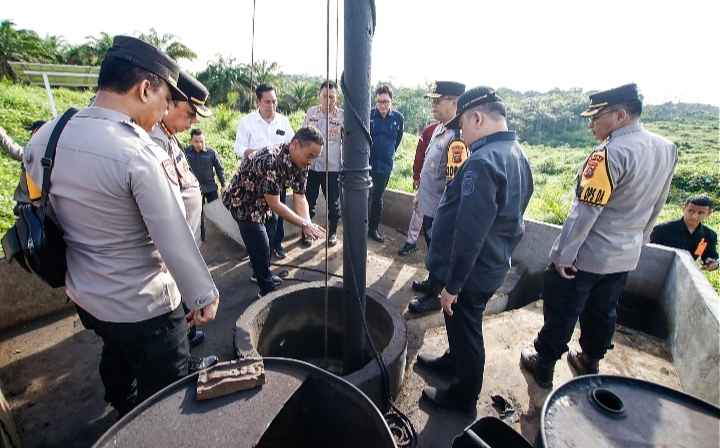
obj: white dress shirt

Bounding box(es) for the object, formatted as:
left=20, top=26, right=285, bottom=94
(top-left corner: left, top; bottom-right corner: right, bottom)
left=233, top=110, right=295, bottom=157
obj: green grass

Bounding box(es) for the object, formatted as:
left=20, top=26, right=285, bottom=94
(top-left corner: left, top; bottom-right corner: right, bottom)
left=1, top=83, right=718, bottom=290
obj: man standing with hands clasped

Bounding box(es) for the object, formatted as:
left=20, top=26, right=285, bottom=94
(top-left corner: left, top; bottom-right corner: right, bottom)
left=417, top=86, right=533, bottom=414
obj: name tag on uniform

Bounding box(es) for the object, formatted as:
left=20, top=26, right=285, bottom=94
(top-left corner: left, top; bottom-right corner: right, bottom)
left=276, top=129, right=285, bottom=136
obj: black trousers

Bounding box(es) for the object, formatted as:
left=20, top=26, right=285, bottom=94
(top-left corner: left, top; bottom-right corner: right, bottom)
left=199, top=189, right=219, bottom=242
left=535, top=264, right=629, bottom=361
left=75, top=304, right=190, bottom=417
left=273, top=189, right=286, bottom=250
left=444, top=289, right=493, bottom=403
left=421, top=215, right=435, bottom=249
left=235, top=215, right=278, bottom=294
left=306, top=170, right=341, bottom=232
left=368, top=171, right=391, bottom=232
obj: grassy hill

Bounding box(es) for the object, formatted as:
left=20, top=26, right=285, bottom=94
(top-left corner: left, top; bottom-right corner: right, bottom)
left=1, top=82, right=718, bottom=289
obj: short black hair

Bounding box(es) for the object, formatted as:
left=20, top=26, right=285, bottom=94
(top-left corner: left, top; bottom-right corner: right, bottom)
left=685, top=194, right=714, bottom=210
left=292, top=126, right=325, bottom=148
left=98, top=58, right=164, bottom=94
left=320, top=80, right=338, bottom=91
left=190, top=128, right=204, bottom=137
left=375, top=85, right=393, bottom=99
left=618, top=99, right=643, bottom=117
left=255, top=83, right=276, bottom=100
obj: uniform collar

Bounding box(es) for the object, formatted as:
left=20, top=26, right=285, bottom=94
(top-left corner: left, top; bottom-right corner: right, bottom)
left=467, top=131, right=516, bottom=153
left=608, top=122, right=644, bottom=140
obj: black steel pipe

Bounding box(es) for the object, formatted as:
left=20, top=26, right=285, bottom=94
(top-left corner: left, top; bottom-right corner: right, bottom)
left=340, top=0, right=375, bottom=374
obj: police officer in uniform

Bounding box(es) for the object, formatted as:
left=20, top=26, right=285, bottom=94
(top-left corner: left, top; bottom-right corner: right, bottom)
left=521, top=84, right=678, bottom=388
left=408, top=81, right=466, bottom=313
left=24, top=36, right=220, bottom=418
left=302, top=80, right=344, bottom=247
left=149, top=70, right=219, bottom=372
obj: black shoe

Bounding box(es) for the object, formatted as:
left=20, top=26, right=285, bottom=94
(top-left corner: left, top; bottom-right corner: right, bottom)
left=256, top=288, right=274, bottom=300
left=188, top=330, right=205, bottom=348
left=567, top=349, right=600, bottom=375
left=520, top=349, right=555, bottom=389
left=188, top=355, right=219, bottom=375
left=368, top=229, right=384, bottom=243
left=416, top=351, right=455, bottom=376
left=422, top=386, right=476, bottom=415
left=398, top=242, right=417, bottom=256
left=301, top=236, right=312, bottom=247
left=412, top=278, right=430, bottom=293
left=328, top=233, right=338, bottom=246
left=250, top=274, right=282, bottom=286
left=408, top=293, right=442, bottom=313
left=237, top=250, right=250, bottom=261
left=273, top=247, right=287, bottom=259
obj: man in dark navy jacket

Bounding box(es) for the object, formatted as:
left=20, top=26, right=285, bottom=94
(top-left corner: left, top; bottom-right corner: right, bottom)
left=417, top=86, right=534, bottom=414
left=368, top=85, right=404, bottom=242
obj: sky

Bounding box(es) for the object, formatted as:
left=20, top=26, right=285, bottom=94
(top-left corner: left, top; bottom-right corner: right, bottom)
left=3, top=0, right=718, bottom=106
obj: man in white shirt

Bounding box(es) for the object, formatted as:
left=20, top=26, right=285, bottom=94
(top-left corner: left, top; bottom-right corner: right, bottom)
left=233, top=83, right=295, bottom=260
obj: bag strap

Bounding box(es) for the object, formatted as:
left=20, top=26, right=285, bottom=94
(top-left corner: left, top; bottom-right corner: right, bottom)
left=40, top=107, right=80, bottom=209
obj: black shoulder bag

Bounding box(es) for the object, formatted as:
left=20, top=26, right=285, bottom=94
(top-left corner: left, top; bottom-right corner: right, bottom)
left=1, top=107, right=79, bottom=288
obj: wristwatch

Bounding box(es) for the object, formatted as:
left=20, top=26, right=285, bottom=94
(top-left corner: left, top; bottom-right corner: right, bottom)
left=301, top=220, right=309, bottom=232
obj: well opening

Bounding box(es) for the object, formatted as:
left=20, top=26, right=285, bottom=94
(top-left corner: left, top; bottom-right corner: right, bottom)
left=235, top=281, right=407, bottom=411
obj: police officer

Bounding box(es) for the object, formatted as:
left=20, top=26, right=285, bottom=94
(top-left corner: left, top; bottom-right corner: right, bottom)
left=149, top=70, right=219, bottom=373
left=302, top=80, right=344, bottom=247
left=521, top=84, right=678, bottom=388
left=407, top=81, right=466, bottom=314
left=24, top=36, right=220, bottom=418
left=418, top=86, right=534, bottom=414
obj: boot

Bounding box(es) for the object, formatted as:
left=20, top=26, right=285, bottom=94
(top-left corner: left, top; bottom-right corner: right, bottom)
left=328, top=223, right=338, bottom=247
left=567, top=349, right=600, bottom=375
left=520, top=349, right=555, bottom=389
left=412, top=277, right=430, bottom=293
left=408, top=284, right=443, bottom=313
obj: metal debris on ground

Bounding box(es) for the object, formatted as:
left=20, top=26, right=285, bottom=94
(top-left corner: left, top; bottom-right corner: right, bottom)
left=491, top=394, right=519, bottom=424
left=196, top=358, right=265, bottom=401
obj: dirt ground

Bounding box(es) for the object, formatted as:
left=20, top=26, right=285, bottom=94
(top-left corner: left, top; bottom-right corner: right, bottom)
left=0, top=220, right=680, bottom=447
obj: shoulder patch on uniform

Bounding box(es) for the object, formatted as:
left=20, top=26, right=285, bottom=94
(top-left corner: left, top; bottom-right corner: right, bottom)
left=162, top=159, right=179, bottom=185
left=446, top=138, right=468, bottom=181
left=576, top=146, right=614, bottom=206
left=461, top=171, right=479, bottom=196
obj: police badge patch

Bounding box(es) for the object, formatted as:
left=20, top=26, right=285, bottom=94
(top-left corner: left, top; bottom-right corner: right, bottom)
left=461, top=171, right=479, bottom=196
left=162, top=159, right=179, bottom=185
left=576, top=146, right=614, bottom=206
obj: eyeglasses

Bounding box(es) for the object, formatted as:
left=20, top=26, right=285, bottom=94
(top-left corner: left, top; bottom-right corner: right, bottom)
left=376, top=99, right=391, bottom=105
left=589, top=109, right=617, bottom=122
left=431, top=96, right=449, bottom=105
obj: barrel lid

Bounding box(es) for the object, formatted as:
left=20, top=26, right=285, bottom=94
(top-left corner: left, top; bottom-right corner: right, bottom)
left=541, top=375, right=720, bottom=447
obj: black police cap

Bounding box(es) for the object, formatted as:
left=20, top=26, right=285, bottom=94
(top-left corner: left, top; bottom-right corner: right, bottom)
left=104, top=36, right=186, bottom=101
left=179, top=71, right=212, bottom=118
left=23, top=120, right=46, bottom=132
left=424, top=81, right=466, bottom=99
left=445, top=86, right=503, bottom=130
left=580, top=83, right=640, bottom=117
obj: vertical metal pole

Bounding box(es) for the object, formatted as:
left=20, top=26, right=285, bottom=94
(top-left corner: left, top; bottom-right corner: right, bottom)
left=42, top=73, right=58, bottom=117
left=341, top=0, right=374, bottom=374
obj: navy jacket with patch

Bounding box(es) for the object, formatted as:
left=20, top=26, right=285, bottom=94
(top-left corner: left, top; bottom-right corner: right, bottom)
left=426, top=131, right=533, bottom=294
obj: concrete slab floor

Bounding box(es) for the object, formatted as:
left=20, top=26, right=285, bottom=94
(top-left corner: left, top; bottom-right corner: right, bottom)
left=0, top=220, right=680, bottom=448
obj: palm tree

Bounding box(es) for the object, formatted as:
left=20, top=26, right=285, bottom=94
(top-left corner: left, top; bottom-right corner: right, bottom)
left=135, top=28, right=197, bottom=62
left=281, top=82, right=317, bottom=114
left=62, top=32, right=113, bottom=66
left=0, top=20, right=56, bottom=80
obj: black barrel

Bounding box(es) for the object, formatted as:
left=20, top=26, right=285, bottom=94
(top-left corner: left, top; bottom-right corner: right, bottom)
left=541, top=375, right=720, bottom=447
left=93, top=357, right=397, bottom=448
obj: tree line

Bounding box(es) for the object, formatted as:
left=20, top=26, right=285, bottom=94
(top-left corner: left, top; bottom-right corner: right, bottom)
left=2, top=19, right=717, bottom=149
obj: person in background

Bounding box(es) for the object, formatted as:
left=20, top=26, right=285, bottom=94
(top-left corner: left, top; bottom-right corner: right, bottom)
left=301, top=80, right=344, bottom=247
left=233, top=83, right=294, bottom=260
left=650, top=194, right=717, bottom=271
left=368, top=85, right=404, bottom=243
left=185, top=128, right=226, bottom=242
left=0, top=121, right=45, bottom=213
